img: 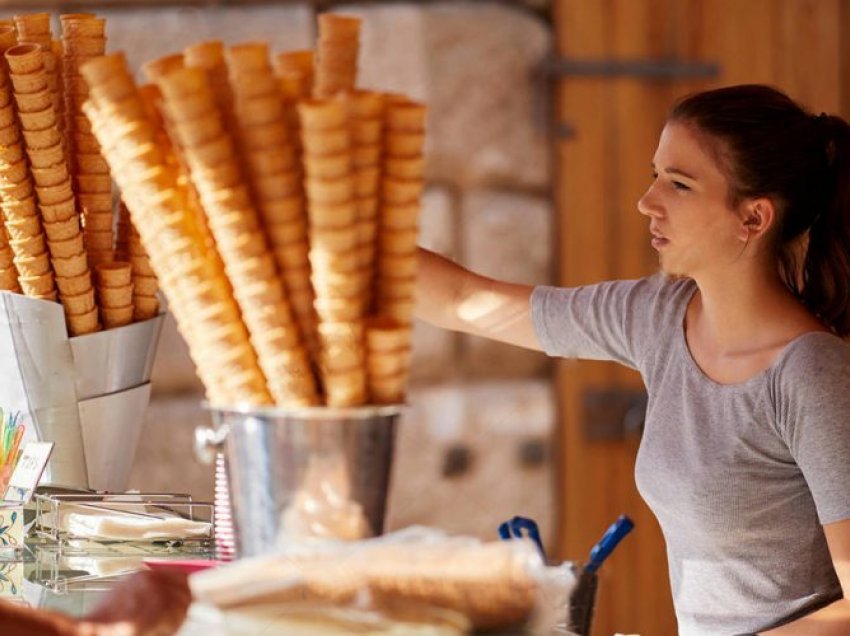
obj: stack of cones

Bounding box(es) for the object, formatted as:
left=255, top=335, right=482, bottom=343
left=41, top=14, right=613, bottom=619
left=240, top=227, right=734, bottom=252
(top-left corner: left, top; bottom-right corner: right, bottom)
left=376, top=98, right=425, bottom=327
left=224, top=42, right=318, bottom=358
left=60, top=13, right=112, bottom=267
left=13, top=13, right=62, bottom=140
left=152, top=64, right=318, bottom=407
left=344, top=90, right=384, bottom=311
left=365, top=317, right=413, bottom=404
left=299, top=98, right=367, bottom=407
left=273, top=50, right=313, bottom=138
left=0, top=42, right=58, bottom=305
left=81, top=53, right=270, bottom=406
left=0, top=212, right=19, bottom=291
left=94, top=260, right=133, bottom=328
left=5, top=41, right=100, bottom=334
left=313, top=14, right=360, bottom=98
left=183, top=41, right=234, bottom=126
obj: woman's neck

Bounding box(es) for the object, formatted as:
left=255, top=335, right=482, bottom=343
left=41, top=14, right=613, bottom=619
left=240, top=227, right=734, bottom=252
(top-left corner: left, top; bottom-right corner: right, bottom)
left=688, top=263, right=815, bottom=353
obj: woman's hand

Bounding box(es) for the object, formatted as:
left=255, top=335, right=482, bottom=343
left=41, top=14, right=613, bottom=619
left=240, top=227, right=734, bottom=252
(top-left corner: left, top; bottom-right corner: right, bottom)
left=78, top=569, right=192, bottom=636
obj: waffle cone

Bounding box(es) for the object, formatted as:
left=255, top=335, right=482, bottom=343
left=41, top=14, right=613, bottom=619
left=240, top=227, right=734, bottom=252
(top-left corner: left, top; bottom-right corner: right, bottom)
left=77, top=173, right=111, bottom=193
left=0, top=266, right=19, bottom=291
left=9, top=71, right=47, bottom=96
left=4, top=195, right=37, bottom=219
left=274, top=241, right=310, bottom=271
left=77, top=192, right=112, bottom=213
left=0, top=105, right=14, bottom=129
left=99, top=284, right=133, bottom=307
left=129, top=255, right=156, bottom=277
left=52, top=250, right=88, bottom=277
left=84, top=229, right=114, bottom=251
left=0, top=142, right=23, bottom=164
left=27, top=144, right=64, bottom=168
left=379, top=228, right=419, bottom=255
left=55, top=271, right=93, bottom=296
left=22, top=127, right=61, bottom=150
left=61, top=287, right=96, bottom=315
left=0, top=179, right=33, bottom=201
left=352, top=118, right=382, bottom=145
left=323, top=368, right=367, bottom=407
left=19, top=272, right=55, bottom=296
left=260, top=196, right=303, bottom=224
left=61, top=15, right=106, bottom=38
left=67, top=306, right=99, bottom=336
left=72, top=133, right=101, bottom=153
left=368, top=371, right=407, bottom=405
left=85, top=212, right=114, bottom=232
left=17, top=107, right=53, bottom=131
left=234, top=94, right=284, bottom=127
left=63, top=37, right=106, bottom=57
left=31, top=163, right=70, bottom=188
left=95, top=260, right=132, bottom=287
left=385, top=132, right=425, bottom=157
left=267, top=220, right=307, bottom=247
left=314, top=297, right=364, bottom=322
left=36, top=180, right=74, bottom=205
left=40, top=197, right=76, bottom=222
left=304, top=177, right=353, bottom=205
left=0, top=124, right=20, bottom=147
left=382, top=178, right=424, bottom=205
left=303, top=153, right=349, bottom=180
left=254, top=172, right=300, bottom=200
left=298, top=99, right=348, bottom=130
left=239, top=121, right=288, bottom=150
left=10, top=233, right=46, bottom=257
left=76, top=152, right=109, bottom=174
left=133, top=274, right=158, bottom=296
left=366, top=348, right=411, bottom=376
left=4, top=214, right=40, bottom=241
left=6, top=43, right=44, bottom=74
left=301, top=128, right=350, bottom=155
left=133, top=294, right=160, bottom=321
left=353, top=144, right=381, bottom=168
left=0, top=159, right=28, bottom=185
left=365, top=316, right=412, bottom=352
left=379, top=298, right=414, bottom=324
left=246, top=146, right=298, bottom=177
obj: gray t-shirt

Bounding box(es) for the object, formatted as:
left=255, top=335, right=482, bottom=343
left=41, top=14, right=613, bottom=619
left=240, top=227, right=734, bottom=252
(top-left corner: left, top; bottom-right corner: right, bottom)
left=532, top=274, right=850, bottom=635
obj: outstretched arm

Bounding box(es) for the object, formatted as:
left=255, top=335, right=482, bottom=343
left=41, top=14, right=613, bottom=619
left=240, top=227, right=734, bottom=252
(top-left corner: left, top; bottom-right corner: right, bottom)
left=415, top=247, right=542, bottom=351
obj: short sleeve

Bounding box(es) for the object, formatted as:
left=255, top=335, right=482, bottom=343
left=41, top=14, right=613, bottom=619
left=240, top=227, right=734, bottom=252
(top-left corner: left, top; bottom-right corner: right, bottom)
left=776, top=335, right=850, bottom=525
left=531, top=274, right=678, bottom=370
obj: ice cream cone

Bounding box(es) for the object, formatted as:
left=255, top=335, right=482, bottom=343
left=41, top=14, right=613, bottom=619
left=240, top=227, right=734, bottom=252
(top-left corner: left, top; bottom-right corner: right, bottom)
left=300, top=128, right=350, bottom=155
left=5, top=43, right=44, bottom=75
left=76, top=173, right=112, bottom=193
left=31, top=163, right=70, bottom=188
left=94, top=260, right=132, bottom=287
left=39, top=197, right=77, bottom=222
left=18, top=272, right=55, bottom=296
left=133, top=274, right=158, bottom=296
left=323, top=368, right=367, bottom=407
left=27, top=144, right=64, bottom=168
left=0, top=124, right=20, bottom=147
left=22, top=126, right=61, bottom=150
left=67, top=305, right=99, bottom=335
left=99, top=284, right=133, bottom=307
left=63, top=37, right=106, bottom=57
left=10, top=89, right=51, bottom=116
left=133, top=294, right=160, bottom=321
left=0, top=142, right=23, bottom=165
left=55, top=271, right=92, bottom=296
left=17, top=107, right=53, bottom=131
left=3, top=195, right=37, bottom=218
left=77, top=192, right=113, bottom=213
left=385, top=132, right=425, bottom=157
left=10, top=233, right=46, bottom=257
left=3, top=214, right=40, bottom=241
left=76, top=152, right=109, bottom=174
left=304, top=177, right=353, bottom=204
left=51, top=250, right=88, bottom=278
left=36, top=180, right=74, bottom=205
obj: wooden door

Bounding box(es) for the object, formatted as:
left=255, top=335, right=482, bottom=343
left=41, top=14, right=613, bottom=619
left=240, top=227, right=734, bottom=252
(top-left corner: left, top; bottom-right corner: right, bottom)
left=553, top=1, right=844, bottom=634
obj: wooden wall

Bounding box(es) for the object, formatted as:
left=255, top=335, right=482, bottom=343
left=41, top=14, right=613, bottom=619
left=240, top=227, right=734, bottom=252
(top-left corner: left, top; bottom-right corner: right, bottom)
left=552, top=1, right=845, bottom=634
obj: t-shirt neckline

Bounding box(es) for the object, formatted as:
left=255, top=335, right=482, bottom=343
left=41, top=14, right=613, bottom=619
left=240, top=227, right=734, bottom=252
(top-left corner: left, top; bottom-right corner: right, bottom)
left=676, top=279, right=830, bottom=390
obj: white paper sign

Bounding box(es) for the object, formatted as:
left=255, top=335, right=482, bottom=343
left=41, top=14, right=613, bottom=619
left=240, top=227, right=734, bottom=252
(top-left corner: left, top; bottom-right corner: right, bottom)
left=3, top=441, right=54, bottom=503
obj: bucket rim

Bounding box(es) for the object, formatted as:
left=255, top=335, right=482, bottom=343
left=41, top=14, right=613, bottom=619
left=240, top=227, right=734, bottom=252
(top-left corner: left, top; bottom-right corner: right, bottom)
left=202, top=401, right=406, bottom=420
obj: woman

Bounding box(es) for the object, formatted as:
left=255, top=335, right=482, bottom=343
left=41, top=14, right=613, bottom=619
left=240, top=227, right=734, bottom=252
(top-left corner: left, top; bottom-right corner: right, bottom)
left=416, top=84, right=850, bottom=635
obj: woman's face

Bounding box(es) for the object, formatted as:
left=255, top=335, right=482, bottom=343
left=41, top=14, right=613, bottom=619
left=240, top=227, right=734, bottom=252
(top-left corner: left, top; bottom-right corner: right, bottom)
left=638, top=121, right=746, bottom=278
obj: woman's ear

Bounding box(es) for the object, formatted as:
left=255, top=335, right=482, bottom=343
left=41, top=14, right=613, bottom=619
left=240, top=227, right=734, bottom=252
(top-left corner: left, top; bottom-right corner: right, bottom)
left=738, top=197, right=776, bottom=242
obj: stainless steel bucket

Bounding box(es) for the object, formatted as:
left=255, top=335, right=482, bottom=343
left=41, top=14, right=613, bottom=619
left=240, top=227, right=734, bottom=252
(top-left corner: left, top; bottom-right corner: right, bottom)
left=195, top=404, right=401, bottom=558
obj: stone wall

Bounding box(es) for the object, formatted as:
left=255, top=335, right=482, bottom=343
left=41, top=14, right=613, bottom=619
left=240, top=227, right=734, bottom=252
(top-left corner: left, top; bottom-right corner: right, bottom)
left=79, top=1, right=558, bottom=542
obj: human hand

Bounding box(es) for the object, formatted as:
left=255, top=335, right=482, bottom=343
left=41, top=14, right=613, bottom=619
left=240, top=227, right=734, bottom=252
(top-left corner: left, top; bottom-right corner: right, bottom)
left=77, top=568, right=192, bottom=636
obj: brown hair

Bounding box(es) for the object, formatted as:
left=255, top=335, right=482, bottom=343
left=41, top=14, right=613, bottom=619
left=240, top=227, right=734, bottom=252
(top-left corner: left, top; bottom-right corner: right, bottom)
left=670, top=84, right=850, bottom=336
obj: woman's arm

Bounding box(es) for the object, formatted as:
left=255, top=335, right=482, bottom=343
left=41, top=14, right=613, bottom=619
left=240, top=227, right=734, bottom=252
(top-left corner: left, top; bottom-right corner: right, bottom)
left=761, top=518, right=850, bottom=635
left=415, top=247, right=542, bottom=351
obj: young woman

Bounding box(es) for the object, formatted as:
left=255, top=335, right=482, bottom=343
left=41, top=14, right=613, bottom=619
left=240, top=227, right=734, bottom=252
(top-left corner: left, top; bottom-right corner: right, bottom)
left=416, top=84, right=850, bottom=635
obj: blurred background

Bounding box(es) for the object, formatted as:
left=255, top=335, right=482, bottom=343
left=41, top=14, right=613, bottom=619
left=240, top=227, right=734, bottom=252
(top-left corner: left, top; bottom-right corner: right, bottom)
left=4, top=0, right=845, bottom=633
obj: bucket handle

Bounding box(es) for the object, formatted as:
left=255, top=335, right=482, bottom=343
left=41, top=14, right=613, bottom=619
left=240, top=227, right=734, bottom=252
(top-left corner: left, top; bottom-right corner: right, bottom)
left=194, top=424, right=229, bottom=465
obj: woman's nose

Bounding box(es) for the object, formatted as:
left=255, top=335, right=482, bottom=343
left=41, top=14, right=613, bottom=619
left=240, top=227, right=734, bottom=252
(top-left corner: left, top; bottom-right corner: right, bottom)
left=637, top=184, right=662, bottom=218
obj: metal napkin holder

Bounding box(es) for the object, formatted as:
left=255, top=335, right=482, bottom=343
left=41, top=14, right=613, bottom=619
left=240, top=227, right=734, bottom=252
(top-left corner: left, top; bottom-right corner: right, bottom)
left=32, top=491, right=215, bottom=553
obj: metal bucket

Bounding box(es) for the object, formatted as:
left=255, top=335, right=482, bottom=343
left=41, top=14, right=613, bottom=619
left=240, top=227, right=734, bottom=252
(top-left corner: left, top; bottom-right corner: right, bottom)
left=195, top=404, right=401, bottom=558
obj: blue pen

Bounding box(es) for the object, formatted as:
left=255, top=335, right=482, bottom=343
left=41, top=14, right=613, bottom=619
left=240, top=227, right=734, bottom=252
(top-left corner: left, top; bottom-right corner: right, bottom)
left=498, top=515, right=547, bottom=561
left=584, top=514, right=634, bottom=573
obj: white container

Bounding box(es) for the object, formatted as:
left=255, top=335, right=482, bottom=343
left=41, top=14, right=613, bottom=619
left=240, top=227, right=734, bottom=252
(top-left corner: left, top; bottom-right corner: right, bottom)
left=0, top=292, right=164, bottom=491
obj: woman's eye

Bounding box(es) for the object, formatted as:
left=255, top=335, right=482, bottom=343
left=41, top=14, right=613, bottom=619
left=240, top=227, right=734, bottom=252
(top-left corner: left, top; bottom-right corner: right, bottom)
left=672, top=180, right=690, bottom=191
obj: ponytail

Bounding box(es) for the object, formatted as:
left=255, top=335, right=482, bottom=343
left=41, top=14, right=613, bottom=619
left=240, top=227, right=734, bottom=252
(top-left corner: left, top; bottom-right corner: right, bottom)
left=796, top=115, right=850, bottom=336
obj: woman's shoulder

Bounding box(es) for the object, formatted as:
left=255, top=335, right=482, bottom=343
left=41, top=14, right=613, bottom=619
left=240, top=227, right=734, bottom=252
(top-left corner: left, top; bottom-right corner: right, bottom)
left=772, top=331, right=850, bottom=392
